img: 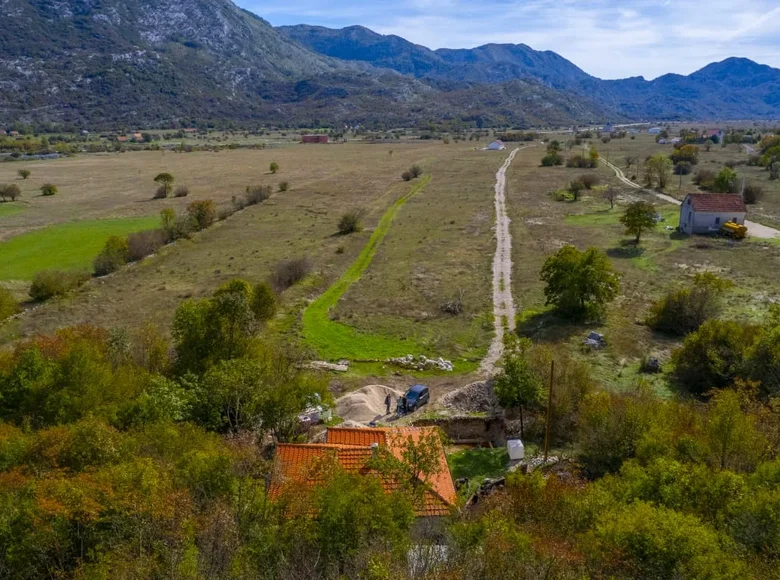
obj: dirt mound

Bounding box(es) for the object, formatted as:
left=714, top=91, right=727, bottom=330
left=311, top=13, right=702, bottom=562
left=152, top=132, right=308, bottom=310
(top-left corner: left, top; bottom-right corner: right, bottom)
left=335, top=385, right=403, bottom=424
left=439, top=381, right=497, bottom=413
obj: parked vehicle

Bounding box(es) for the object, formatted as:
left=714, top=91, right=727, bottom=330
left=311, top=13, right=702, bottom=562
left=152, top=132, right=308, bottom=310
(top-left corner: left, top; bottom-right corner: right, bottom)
left=403, top=384, right=430, bottom=412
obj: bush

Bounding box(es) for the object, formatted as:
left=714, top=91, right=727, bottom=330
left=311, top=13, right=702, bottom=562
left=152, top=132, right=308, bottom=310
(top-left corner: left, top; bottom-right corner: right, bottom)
left=648, top=273, right=730, bottom=336
left=568, top=180, right=585, bottom=200
left=29, top=270, right=89, bottom=301
left=338, top=210, right=364, bottom=235
left=672, top=319, right=761, bottom=394
left=174, top=185, right=190, bottom=198
left=693, top=169, right=715, bottom=188
left=18, top=169, right=30, bottom=180
left=270, top=162, right=280, bottom=174
left=0, top=287, right=18, bottom=321
left=674, top=161, right=692, bottom=175
left=0, top=184, right=21, bottom=202
left=186, top=200, right=217, bottom=231
left=93, top=236, right=130, bottom=276
left=270, top=258, right=312, bottom=293
left=566, top=155, right=597, bottom=169
left=278, top=181, right=289, bottom=192
left=245, top=185, right=272, bottom=205
left=153, top=173, right=174, bottom=198
left=743, top=183, right=764, bottom=204
left=580, top=174, right=599, bottom=189
left=127, top=229, right=167, bottom=262
left=40, top=184, right=57, bottom=197
left=409, top=165, right=423, bottom=178
left=153, top=186, right=169, bottom=199
left=541, top=153, right=563, bottom=166
left=401, top=171, right=412, bottom=181
left=251, top=282, right=278, bottom=322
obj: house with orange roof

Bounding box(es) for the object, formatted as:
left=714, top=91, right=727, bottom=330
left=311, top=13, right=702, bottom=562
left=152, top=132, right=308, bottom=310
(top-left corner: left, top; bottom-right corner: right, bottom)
left=269, top=426, right=457, bottom=517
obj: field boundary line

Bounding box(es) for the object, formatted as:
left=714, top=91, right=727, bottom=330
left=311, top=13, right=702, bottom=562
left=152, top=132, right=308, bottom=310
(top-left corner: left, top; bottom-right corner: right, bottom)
left=302, top=176, right=432, bottom=359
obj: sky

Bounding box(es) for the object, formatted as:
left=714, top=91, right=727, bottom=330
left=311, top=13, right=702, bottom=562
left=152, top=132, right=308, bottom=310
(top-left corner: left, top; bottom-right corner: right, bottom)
left=236, top=0, right=780, bottom=80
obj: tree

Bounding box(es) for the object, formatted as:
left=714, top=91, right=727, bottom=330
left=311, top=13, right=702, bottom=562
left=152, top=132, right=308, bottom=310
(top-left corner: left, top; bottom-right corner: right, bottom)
left=186, top=200, right=216, bottom=230
left=540, top=246, right=620, bottom=320
left=269, top=162, right=280, bottom=174
left=153, top=173, right=174, bottom=198
left=494, top=340, right=544, bottom=438
left=93, top=235, right=129, bottom=276
left=620, top=201, right=657, bottom=244
left=625, top=156, right=637, bottom=169
left=712, top=167, right=737, bottom=193
left=541, top=152, right=562, bottom=166
left=704, top=139, right=714, bottom=152
left=0, top=286, right=18, bottom=321
left=338, top=209, right=364, bottom=235
left=40, top=183, right=57, bottom=197
left=18, top=169, right=30, bottom=180
left=645, top=154, right=673, bottom=189
left=0, top=184, right=21, bottom=201
left=251, top=282, right=278, bottom=322
left=409, top=165, right=423, bottom=178
left=670, top=144, right=699, bottom=165
left=602, top=188, right=618, bottom=209
left=671, top=319, right=761, bottom=394
left=568, top=179, right=585, bottom=201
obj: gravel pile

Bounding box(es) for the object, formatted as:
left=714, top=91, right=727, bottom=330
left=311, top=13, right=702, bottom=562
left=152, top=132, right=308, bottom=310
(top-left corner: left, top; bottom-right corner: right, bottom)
left=439, top=381, right=498, bottom=413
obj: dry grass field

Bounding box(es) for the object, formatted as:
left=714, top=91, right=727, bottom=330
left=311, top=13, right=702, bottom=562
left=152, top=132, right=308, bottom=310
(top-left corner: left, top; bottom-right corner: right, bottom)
left=3, top=132, right=780, bottom=390
left=504, top=141, right=780, bottom=394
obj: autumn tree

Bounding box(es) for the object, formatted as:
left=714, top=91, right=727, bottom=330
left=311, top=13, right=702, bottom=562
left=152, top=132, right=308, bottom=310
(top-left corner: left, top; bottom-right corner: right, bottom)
left=620, top=201, right=657, bottom=244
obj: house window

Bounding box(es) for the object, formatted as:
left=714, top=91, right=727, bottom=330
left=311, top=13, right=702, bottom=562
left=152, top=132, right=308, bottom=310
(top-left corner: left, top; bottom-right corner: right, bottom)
left=715, top=217, right=721, bottom=225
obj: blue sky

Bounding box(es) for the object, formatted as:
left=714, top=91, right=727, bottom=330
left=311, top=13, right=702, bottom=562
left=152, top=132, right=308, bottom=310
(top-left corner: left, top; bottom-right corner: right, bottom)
left=237, top=0, right=780, bottom=80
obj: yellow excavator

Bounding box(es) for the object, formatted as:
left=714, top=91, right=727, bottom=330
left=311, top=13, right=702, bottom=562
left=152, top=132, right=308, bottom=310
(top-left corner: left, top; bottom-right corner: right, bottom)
left=721, top=221, right=748, bottom=240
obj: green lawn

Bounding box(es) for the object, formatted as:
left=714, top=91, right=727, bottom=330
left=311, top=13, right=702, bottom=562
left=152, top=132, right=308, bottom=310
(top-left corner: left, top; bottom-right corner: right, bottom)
left=448, top=447, right=510, bottom=484
left=302, top=176, right=432, bottom=360
left=0, top=203, right=25, bottom=218
left=0, top=216, right=160, bottom=280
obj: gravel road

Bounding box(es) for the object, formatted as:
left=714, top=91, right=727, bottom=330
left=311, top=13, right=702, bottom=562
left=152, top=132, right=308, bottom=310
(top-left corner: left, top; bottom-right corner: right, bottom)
left=481, top=147, right=523, bottom=375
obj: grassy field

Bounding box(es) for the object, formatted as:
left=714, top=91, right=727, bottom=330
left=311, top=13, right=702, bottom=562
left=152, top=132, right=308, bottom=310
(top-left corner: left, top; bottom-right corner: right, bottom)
left=302, top=176, right=432, bottom=360
left=504, top=141, right=780, bottom=395
left=0, top=202, right=25, bottom=218
left=0, top=216, right=159, bottom=281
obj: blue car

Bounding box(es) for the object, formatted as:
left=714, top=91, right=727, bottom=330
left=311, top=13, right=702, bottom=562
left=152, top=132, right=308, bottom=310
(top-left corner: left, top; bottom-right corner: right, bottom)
left=403, top=384, right=430, bottom=413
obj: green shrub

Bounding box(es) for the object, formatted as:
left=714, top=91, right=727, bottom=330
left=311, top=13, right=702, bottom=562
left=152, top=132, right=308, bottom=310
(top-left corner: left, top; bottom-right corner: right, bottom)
left=338, top=210, right=364, bottom=235
left=278, top=181, right=289, bottom=192
left=186, top=200, right=217, bottom=231
left=153, top=173, right=174, bottom=198
left=29, top=270, right=89, bottom=301
left=93, top=236, right=130, bottom=276
left=270, top=162, right=280, bottom=174
left=541, top=153, right=563, bottom=166
left=251, top=282, right=278, bottom=322
left=0, top=287, right=18, bottom=321
left=40, top=184, right=57, bottom=197
left=648, top=273, right=730, bottom=336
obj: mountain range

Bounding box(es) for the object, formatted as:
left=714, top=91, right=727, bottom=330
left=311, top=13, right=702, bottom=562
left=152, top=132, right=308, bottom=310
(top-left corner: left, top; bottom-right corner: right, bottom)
left=0, top=0, right=778, bottom=129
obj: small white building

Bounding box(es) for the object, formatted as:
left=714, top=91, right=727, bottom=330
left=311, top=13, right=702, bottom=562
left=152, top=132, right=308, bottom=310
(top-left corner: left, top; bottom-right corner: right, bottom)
left=488, top=140, right=506, bottom=151
left=648, top=127, right=662, bottom=134
left=679, top=194, right=746, bottom=235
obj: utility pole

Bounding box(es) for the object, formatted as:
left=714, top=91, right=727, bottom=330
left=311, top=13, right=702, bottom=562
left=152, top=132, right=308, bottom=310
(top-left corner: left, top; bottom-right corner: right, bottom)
left=544, top=360, right=554, bottom=461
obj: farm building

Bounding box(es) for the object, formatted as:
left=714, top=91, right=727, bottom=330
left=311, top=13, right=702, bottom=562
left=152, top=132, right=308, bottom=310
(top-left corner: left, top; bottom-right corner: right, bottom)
left=679, top=194, right=746, bottom=235
left=269, top=426, right=457, bottom=517
left=301, top=134, right=329, bottom=144
left=648, top=127, right=662, bottom=134
left=488, top=140, right=506, bottom=151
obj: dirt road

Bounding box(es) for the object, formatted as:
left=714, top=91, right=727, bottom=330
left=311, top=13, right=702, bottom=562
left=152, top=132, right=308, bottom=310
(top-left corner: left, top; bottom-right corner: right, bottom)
left=601, top=157, right=780, bottom=240
left=481, top=147, right=522, bottom=375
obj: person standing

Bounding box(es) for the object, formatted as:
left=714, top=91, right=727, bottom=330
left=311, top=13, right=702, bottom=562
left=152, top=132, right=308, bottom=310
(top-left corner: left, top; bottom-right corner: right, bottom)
left=385, top=393, right=393, bottom=415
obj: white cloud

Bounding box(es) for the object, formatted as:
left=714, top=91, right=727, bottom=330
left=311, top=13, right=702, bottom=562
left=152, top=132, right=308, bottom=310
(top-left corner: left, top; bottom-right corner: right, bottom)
left=238, top=0, right=780, bottom=79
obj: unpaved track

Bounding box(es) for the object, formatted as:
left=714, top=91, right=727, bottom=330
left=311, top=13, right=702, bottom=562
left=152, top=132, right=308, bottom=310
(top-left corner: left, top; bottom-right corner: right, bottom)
left=601, top=157, right=780, bottom=240
left=481, top=147, right=523, bottom=375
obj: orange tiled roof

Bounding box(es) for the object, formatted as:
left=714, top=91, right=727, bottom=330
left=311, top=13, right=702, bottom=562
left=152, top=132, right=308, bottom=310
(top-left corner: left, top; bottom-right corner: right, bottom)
left=688, top=193, right=746, bottom=214
left=270, top=427, right=457, bottom=517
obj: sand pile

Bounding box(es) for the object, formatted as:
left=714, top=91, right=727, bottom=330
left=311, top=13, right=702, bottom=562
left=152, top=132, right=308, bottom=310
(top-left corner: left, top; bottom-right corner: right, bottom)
left=439, top=381, right=497, bottom=414
left=335, top=385, right=403, bottom=424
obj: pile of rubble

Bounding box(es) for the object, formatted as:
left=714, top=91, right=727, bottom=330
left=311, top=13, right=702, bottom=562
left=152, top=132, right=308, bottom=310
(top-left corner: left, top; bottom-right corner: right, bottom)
left=386, top=354, right=454, bottom=372
left=439, top=381, right=498, bottom=413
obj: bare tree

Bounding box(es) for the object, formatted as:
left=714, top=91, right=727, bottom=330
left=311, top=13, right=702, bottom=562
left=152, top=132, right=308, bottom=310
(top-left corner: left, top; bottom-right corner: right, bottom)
left=602, top=188, right=618, bottom=210
left=625, top=156, right=637, bottom=169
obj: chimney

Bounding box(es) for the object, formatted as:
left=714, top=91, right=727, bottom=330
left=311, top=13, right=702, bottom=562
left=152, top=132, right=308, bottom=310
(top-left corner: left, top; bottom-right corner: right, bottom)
left=370, top=442, right=379, bottom=457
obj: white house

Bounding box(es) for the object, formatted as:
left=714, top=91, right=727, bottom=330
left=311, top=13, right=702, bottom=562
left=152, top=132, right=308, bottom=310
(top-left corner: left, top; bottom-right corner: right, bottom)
left=679, top=194, right=746, bottom=235
left=488, top=140, right=506, bottom=151
left=648, top=127, right=662, bottom=134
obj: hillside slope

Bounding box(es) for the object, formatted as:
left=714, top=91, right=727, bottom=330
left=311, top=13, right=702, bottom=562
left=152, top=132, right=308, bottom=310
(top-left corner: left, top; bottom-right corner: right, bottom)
left=280, top=25, right=780, bottom=120
left=0, top=0, right=611, bottom=128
